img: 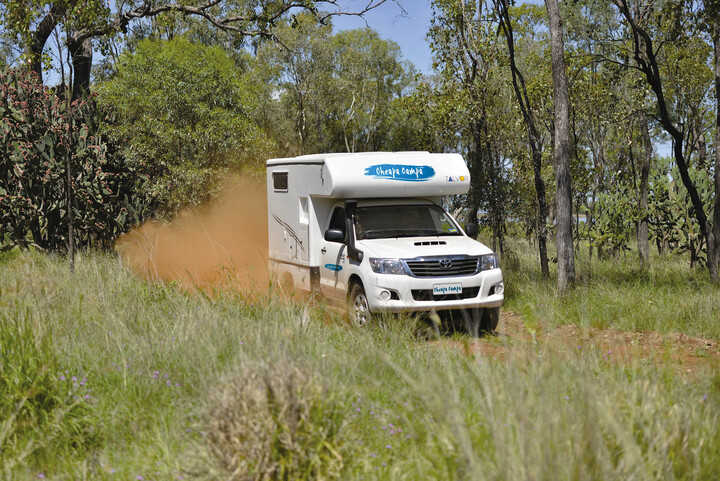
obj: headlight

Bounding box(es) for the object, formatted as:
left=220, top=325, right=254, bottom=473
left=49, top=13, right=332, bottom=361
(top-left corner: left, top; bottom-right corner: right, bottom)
left=480, top=254, right=498, bottom=271
left=369, top=258, right=406, bottom=275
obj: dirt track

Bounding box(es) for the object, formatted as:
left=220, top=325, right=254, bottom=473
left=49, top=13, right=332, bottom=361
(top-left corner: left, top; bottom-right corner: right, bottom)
left=465, top=311, right=720, bottom=374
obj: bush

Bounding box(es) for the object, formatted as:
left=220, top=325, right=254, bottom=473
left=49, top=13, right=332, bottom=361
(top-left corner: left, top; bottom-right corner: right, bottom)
left=98, top=38, right=272, bottom=219
left=0, top=68, right=148, bottom=252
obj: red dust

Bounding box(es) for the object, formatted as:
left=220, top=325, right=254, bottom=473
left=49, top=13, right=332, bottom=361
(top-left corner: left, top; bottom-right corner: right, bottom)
left=450, top=311, right=720, bottom=376
left=116, top=177, right=269, bottom=296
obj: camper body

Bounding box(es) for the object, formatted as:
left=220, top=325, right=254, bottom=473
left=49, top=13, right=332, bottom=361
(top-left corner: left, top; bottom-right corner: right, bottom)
left=266, top=152, right=504, bottom=332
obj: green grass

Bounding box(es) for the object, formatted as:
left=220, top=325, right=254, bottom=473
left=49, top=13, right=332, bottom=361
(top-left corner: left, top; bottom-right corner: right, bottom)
left=1, top=249, right=719, bottom=480
left=501, top=237, right=720, bottom=338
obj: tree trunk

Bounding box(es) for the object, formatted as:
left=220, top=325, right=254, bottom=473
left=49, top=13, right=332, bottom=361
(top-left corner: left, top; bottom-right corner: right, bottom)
left=638, top=114, right=652, bottom=268
left=710, top=14, right=720, bottom=281
left=65, top=90, right=75, bottom=273
left=27, top=4, right=71, bottom=82
left=468, top=120, right=485, bottom=231
left=535, top=170, right=550, bottom=279
left=69, top=36, right=93, bottom=100
left=546, top=0, right=575, bottom=294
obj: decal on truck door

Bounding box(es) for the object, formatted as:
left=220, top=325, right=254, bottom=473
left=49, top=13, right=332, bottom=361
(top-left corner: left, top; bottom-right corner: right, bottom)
left=324, top=264, right=343, bottom=272
left=363, top=164, right=436, bottom=182
left=272, top=214, right=305, bottom=252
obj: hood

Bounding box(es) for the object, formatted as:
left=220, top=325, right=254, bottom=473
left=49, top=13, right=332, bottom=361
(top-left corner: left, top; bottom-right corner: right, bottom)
left=357, top=236, right=493, bottom=259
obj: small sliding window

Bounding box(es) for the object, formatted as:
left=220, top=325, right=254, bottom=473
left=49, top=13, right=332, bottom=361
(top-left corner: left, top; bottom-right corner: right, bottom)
left=272, top=172, right=288, bottom=192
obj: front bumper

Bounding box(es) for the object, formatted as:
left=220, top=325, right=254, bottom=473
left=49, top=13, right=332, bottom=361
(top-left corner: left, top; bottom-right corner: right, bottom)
left=365, top=268, right=504, bottom=313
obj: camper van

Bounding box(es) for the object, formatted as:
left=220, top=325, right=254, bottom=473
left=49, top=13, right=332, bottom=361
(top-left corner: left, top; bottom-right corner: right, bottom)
left=266, top=152, right=504, bottom=334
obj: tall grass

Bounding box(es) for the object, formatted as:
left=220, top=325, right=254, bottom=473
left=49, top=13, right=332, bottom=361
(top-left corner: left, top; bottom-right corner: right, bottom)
left=0, top=249, right=719, bottom=479
left=500, top=237, right=720, bottom=338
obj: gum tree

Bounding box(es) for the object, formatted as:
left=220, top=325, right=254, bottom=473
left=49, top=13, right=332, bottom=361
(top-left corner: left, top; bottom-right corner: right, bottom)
left=495, top=0, right=550, bottom=278
left=429, top=0, right=511, bottom=253
left=612, top=0, right=720, bottom=281
left=545, top=0, right=575, bottom=293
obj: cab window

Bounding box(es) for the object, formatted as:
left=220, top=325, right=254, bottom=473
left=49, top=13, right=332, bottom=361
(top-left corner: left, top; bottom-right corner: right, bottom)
left=329, top=207, right=346, bottom=237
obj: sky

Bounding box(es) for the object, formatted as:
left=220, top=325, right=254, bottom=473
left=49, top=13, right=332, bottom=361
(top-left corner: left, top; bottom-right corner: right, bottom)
left=331, top=0, right=435, bottom=74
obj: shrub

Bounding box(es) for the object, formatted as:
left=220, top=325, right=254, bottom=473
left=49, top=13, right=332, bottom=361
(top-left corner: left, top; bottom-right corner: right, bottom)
left=0, top=68, right=148, bottom=252
left=98, top=38, right=272, bottom=219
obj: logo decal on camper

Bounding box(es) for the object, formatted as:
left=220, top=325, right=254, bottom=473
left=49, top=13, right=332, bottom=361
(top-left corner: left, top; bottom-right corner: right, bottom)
left=363, top=164, right=436, bottom=182
left=272, top=214, right=305, bottom=252
left=324, top=264, right=343, bottom=272
left=445, top=175, right=469, bottom=182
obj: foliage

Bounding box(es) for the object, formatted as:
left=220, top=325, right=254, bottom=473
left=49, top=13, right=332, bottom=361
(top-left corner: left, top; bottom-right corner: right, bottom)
left=98, top=37, right=272, bottom=219
left=428, top=0, right=518, bottom=252
left=0, top=0, right=395, bottom=90
left=0, top=68, right=146, bottom=252
left=330, top=28, right=412, bottom=152
left=648, top=157, right=715, bottom=264
left=580, top=181, right=637, bottom=258
left=578, top=154, right=716, bottom=263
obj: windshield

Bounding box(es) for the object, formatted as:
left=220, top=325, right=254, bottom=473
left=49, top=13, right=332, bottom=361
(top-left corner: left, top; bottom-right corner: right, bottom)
left=354, top=204, right=462, bottom=240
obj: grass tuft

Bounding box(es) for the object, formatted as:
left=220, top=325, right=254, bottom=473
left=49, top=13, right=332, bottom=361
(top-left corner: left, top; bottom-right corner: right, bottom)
left=196, top=361, right=349, bottom=480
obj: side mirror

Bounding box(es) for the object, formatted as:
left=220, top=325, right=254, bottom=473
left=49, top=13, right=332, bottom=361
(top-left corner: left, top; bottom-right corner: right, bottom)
left=324, top=229, right=345, bottom=243
left=465, top=223, right=478, bottom=239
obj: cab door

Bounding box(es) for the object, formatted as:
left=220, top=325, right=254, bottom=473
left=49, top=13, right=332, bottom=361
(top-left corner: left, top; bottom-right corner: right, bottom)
left=319, top=206, right=350, bottom=302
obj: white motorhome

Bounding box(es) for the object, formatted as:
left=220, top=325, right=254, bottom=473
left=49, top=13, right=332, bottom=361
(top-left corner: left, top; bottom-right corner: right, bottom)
left=266, top=151, right=503, bottom=334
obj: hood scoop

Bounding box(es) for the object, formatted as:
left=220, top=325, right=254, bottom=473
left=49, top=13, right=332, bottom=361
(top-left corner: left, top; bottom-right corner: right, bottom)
left=414, top=240, right=447, bottom=246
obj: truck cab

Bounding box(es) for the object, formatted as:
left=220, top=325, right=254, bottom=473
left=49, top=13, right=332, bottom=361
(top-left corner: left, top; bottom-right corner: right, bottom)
left=266, top=152, right=503, bottom=334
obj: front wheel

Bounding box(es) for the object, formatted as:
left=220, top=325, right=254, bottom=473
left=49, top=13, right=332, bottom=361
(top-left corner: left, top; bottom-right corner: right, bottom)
left=348, top=283, right=371, bottom=327
left=457, top=307, right=499, bottom=337
left=480, top=307, right=500, bottom=334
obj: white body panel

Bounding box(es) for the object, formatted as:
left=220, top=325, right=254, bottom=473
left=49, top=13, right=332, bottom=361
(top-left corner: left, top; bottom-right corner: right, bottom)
left=266, top=152, right=503, bottom=314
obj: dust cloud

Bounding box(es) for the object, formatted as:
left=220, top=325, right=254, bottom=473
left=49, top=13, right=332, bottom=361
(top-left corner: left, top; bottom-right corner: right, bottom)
left=116, top=177, right=269, bottom=296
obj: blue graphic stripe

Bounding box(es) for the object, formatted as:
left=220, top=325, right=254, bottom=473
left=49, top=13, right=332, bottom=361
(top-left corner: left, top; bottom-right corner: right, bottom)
left=363, top=164, right=435, bottom=182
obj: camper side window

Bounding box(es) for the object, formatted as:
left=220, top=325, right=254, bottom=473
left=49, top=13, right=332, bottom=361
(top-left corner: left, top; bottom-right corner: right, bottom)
left=272, top=172, right=288, bottom=192
left=329, top=207, right=346, bottom=237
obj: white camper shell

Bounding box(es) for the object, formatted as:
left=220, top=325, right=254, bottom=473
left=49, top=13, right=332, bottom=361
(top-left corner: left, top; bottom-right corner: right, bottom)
left=266, top=152, right=504, bottom=334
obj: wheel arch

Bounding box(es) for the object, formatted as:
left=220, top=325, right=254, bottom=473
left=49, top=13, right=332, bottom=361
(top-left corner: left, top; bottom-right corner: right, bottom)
left=347, top=273, right=364, bottom=295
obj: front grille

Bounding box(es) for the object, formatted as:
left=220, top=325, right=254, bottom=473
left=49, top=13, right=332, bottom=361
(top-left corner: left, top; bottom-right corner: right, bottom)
left=411, top=286, right=480, bottom=302
left=404, top=256, right=480, bottom=277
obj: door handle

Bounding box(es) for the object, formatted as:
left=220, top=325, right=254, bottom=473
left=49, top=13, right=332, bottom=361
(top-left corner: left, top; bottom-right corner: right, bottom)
left=321, top=247, right=327, bottom=254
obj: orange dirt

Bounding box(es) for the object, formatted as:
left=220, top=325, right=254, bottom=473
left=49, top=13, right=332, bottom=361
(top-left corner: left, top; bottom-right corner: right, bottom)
left=460, top=311, right=720, bottom=375
left=115, top=177, right=269, bottom=295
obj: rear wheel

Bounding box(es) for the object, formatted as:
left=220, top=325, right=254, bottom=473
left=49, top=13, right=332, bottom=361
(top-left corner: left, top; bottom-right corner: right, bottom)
left=348, top=283, right=371, bottom=327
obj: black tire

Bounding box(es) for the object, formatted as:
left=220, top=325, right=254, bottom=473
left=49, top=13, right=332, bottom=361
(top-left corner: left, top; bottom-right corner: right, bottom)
left=464, top=308, right=481, bottom=337
left=453, top=307, right=499, bottom=337
left=480, top=307, right=500, bottom=334
left=348, top=283, right=371, bottom=327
